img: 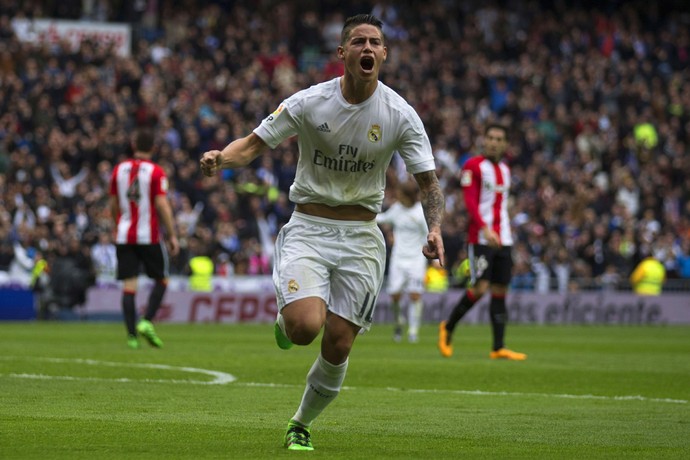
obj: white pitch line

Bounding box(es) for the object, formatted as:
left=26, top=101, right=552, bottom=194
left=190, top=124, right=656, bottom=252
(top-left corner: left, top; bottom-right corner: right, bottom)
left=379, top=386, right=688, bottom=405
left=1, top=357, right=686, bottom=404
left=1, top=356, right=235, bottom=385
left=237, top=381, right=689, bottom=405
left=7, top=373, right=217, bottom=385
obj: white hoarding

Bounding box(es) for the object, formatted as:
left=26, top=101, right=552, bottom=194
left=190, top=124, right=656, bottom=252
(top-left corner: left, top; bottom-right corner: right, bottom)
left=12, top=18, right=131, bottom=57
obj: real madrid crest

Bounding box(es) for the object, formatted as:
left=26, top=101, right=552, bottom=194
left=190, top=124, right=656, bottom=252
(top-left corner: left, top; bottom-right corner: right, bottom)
left=288, top=279, right=300, bottom=293
left=368, top=124, right=382, bottom=143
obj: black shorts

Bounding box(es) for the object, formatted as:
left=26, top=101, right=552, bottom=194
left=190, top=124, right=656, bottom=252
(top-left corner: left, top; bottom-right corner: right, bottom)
left=116, top=243, right=169, bottom=280
left=467, top=244, right=513, bottom=286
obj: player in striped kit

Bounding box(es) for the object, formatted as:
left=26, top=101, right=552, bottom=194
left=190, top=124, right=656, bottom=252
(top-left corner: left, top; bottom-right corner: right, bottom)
left=110, top=128, right=179, bottom=349
left=438, top=124, right=526, bottom=360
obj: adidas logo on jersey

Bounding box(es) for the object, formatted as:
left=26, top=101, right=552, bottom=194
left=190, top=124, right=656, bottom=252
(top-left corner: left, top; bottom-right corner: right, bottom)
left=316, top=122, right=331, bottom=132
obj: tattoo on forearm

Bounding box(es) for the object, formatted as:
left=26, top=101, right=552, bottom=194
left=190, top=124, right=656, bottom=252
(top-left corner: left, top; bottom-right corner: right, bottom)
left=416, top=171, right=444, bottom=230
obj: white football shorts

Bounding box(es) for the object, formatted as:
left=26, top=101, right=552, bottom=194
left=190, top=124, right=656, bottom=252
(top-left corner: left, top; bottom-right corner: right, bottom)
left=273, top=211, right=386, bottom=330
left=386, top=257, right=427, bottom=295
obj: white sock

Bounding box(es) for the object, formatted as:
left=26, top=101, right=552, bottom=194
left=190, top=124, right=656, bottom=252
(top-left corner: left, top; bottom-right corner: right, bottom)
left=293, top=354, right=348, bottom=426
left=408, top=299, right=423, bottom=336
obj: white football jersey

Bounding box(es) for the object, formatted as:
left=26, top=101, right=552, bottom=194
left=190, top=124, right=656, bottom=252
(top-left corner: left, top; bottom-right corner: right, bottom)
left=376, top=201, right=428, bottom=264
left=254, top=78, right=435, bottom=212
left=377, top=201, right=428, bottom=294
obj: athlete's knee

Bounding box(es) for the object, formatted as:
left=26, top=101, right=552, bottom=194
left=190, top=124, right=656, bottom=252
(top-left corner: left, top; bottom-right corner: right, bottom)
left=285, top=315, right=322, bottom=345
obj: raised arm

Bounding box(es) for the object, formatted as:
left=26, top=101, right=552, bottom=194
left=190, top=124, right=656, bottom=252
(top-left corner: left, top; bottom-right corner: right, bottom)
left=200, top=133, right=269, bottom=176
left=413, top=170, right=445, bottom=267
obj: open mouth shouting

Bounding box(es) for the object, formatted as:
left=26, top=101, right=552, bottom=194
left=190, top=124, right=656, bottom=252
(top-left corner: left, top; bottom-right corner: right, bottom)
left=360, top=55, right=375, bottom=73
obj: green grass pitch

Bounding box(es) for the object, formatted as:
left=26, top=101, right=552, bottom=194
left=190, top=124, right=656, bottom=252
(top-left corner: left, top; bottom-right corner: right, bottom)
left=1, top=322, right=688, bottom=459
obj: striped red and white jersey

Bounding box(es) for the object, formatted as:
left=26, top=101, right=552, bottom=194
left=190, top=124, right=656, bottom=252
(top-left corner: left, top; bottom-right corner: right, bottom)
left=110, top=159, right=168, bottom=245
left=460, top=155, right=513, bottom=246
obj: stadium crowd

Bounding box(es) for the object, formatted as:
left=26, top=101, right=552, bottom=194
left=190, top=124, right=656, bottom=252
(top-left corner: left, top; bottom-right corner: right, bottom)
left=1, top=0, right=690, bottom=303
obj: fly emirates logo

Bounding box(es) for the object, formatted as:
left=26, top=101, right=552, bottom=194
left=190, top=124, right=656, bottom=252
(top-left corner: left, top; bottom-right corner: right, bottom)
left=313, top=144, right=375, bottom=173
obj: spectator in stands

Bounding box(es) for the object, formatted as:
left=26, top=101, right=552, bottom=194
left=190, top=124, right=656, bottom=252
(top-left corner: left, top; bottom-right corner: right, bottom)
left=425, top=259, right=449, bottom=294
left=90, top=231, right=117, bottom=283
left=599, top=264, right=622, bottom=292
left=39, top=237, right=96, bottom=318
left=676, top=239, right=690, bottom=279
left=630, top=250, right=666, bottom=296
left=244, top=237, right=271, bottom=276
left=215, top=251, right=234, bottom=277
left=0, top=234, right=14, bottom=280
left=511, top=259, right=535, bottom=292
left=187, top=236, right=214, bottom=292
left=49, top=162, right=89, bottom=200
left=8, top=229, right=35, bottom=286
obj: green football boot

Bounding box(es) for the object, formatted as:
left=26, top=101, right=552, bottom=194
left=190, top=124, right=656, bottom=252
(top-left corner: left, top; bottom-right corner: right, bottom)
left=274, top=317, right=293, bottom=350
left=284, top=420, right=313, bottom=451
left=127, top=335, right=140, bottom=349
left=136, top=319, right=163, bottom=348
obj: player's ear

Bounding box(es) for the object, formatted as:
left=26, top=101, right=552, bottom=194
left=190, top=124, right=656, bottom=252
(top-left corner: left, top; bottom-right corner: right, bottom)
left=337, top=46, right=345, bottom=60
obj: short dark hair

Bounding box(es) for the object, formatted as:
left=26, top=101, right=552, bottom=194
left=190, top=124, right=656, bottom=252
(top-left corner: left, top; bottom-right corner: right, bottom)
left=484, top=123, right=508, bottom=138
left=341, top=14, right=384, bottom=46
left=133, top=127, right=155, bottom=153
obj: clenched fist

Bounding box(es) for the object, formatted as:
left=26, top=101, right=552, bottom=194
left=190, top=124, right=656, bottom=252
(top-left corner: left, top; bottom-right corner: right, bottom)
left=200, top=150, right=222, bottom=176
